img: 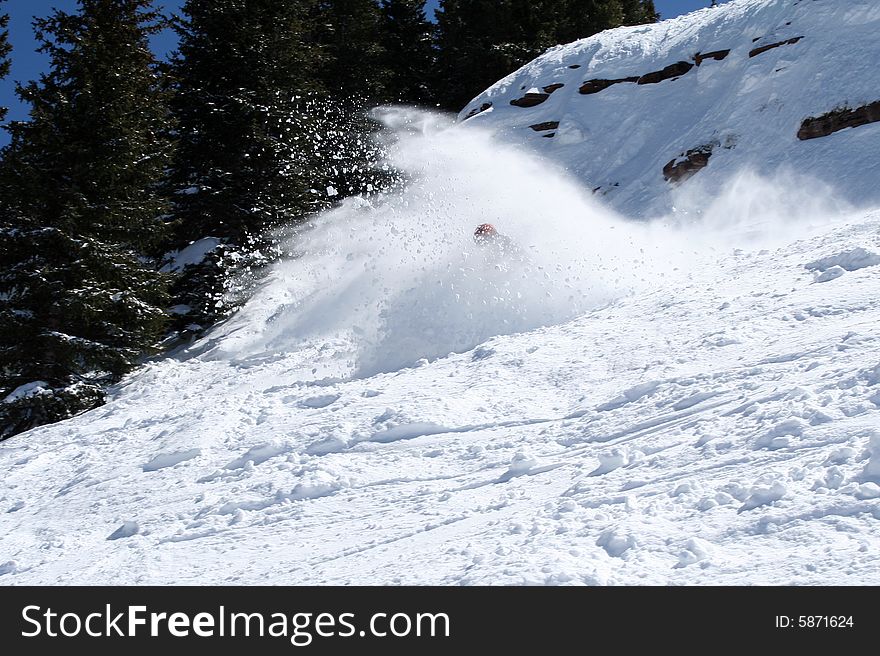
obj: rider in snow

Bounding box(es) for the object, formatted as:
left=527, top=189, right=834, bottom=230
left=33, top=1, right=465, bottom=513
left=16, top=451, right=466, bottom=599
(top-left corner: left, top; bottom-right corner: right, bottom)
left=473, top=223, right=518, bottom=253
left=474, top=223, right=499, bottom=242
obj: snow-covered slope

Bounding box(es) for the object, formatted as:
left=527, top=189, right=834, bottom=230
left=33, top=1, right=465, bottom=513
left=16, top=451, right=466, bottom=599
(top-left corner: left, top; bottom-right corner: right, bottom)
left=459, top=0, right=880, bottom=217
left=3, top=204, right=879, bottom=585
left=2, top=0, right=880, bottom=585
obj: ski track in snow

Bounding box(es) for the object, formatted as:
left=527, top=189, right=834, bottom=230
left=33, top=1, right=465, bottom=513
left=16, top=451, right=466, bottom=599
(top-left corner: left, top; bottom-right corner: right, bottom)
left=2, top=210, right=879, bottom=585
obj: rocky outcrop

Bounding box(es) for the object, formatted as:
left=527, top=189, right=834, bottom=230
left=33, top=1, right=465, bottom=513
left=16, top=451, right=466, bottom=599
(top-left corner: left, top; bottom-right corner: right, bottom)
left=797, top=101, right=880, bottom=140
left=510, top=93, right=549, bottom=108
left=749, top=36, right=802, bottom=58
left=663, top=145, right=714, bottom=184
left=510, top=83, right=563, bottom=108
left=529, top=121, right=559, bottom=132
left=578, top=56, right=717, bottom=96
left=579, top=77, right=639, bottom=95
left=463, top=102, right=492, bottom=120
left=637, top=61, right=694, bottom=85
left=693, top=49, right=731, bottom=66
left=579, top=55, right=721, bottom=95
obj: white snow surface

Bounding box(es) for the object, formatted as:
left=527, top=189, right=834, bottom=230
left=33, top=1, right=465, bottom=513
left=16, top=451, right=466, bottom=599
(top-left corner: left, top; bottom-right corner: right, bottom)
left=3, top=382, right=50, bottom=403
left=2, top=0, right=880, bottom=585
left=161, top=237, right=222, bottom=273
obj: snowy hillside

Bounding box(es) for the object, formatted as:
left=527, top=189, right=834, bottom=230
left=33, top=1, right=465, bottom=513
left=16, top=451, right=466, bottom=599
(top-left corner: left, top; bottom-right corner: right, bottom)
left=459, top=0, right=880, bottom=217
left=2, top=0, right=880, bottom=585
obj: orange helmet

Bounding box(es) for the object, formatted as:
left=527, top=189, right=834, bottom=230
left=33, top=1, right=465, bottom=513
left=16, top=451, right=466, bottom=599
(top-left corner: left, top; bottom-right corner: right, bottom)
left=474, top=223, right=497, bottom=237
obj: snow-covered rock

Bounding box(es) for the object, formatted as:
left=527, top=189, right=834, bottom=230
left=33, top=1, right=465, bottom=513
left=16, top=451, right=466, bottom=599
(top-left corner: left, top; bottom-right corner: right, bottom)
left=160, top=237, right=222, bottom=273
left=3, top=381, right=50, bottom=403
left=459, top=0, right=880, bottom=217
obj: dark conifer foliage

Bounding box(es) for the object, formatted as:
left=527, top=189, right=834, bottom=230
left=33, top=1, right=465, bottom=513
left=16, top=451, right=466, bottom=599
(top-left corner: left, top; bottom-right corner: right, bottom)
left=379, top=0, right=435, bottom=105
left=557, top=0, right=624, bottom=44
left=313, top=0, right=387, bottom=101
left=435, top=0, right=660, bottom=112
left=0, top=0, right=10, bottom=122
left=621, top=0, right=659, bottom=25
left=434, top=0, right=511, bottom=113
left=162, top=0, right=324, bottom=332
left=0, top=0, right=173, bottom=439
left=166, top=0, right=322, bottom=245
left=162, top=1, right=390, bottom=337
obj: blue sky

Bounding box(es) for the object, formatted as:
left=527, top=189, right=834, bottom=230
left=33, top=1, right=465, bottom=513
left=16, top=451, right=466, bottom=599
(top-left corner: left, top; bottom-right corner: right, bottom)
left=0, top=0, right=728, bottom=134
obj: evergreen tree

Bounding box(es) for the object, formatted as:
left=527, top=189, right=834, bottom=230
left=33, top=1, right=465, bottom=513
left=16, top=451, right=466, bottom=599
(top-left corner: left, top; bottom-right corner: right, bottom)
left=167, top=0, right=322, bottom=245
left=0, top=0, right=10, bottom=122
left=508, top=0, right=571, bottom=64
left=313, top=0, right=387, bottom=101
left=557, top=0, right=658, bottom=48
left=379, top=0, right=435, bottom=104
left=0, top=0, right=173, bottom=439
left=434, top=0, right=516, bottom=112
left=165, top=1, right=395, bottom=337
left=557, top=0, right=624, bottom=44
left=163, top=0, right=324, bottom=331
left=621, top=0, right=659, bottom=24
left=435, top=0, right=659, bottom=112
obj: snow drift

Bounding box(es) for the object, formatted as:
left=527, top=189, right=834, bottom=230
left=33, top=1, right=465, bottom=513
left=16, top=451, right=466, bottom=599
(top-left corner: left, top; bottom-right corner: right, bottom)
left=207, top=108, right=664, bottom=378
left=203, top=107, right=848, bottom=381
